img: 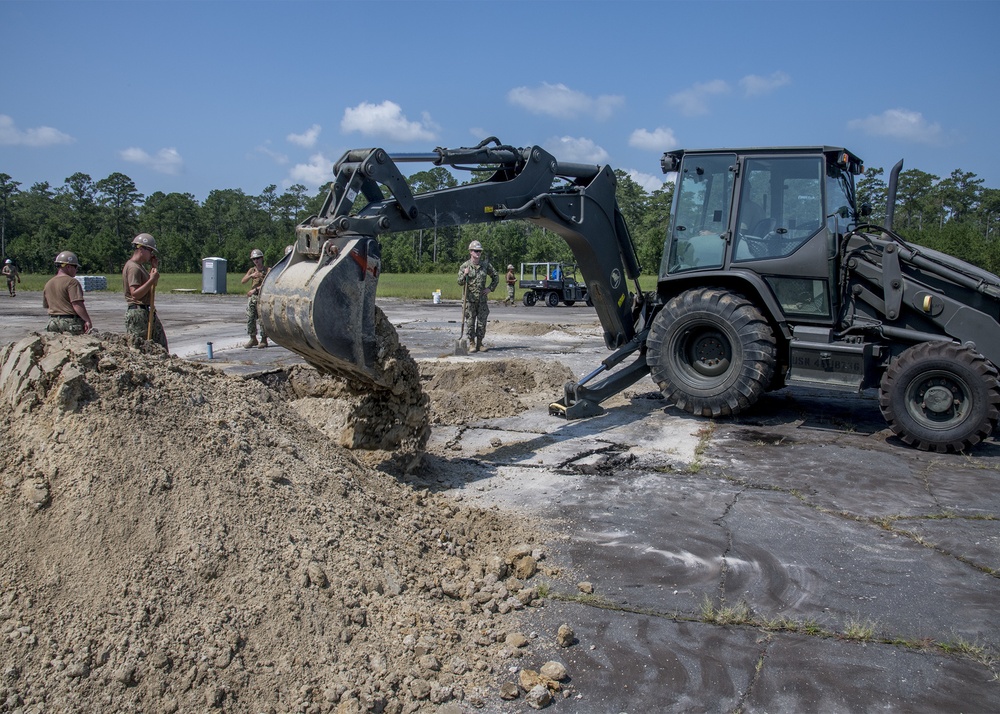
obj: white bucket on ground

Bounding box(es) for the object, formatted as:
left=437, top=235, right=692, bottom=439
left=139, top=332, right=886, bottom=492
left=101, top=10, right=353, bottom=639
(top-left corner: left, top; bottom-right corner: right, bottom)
left=432, top=290, right=441, bottom=304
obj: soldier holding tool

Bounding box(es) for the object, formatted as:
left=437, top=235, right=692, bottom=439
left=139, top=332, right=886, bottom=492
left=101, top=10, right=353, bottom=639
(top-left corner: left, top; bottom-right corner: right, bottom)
left=457, top=240, right=498, bottom=352
left=122, top=233, right=168, bottom=349
left=241, top=248, right=270, bottom=348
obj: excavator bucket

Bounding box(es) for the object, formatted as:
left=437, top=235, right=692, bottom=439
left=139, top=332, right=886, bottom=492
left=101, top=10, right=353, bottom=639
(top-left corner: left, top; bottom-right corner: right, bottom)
left=258, top=235, right=387, bottom=388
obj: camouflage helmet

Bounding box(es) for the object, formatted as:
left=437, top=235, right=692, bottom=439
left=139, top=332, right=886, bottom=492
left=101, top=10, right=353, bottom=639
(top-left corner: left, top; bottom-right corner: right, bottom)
left=507, top=264, right=514, bottom=270
left=55, top=251, right=80, bottom=267
left=250, top=248, right=264, bottom=259
left=132, top=233, right=158, bottom=252
left=4, top=258, right=10, bottom=264
left=468, top=240, right=483, bottom=252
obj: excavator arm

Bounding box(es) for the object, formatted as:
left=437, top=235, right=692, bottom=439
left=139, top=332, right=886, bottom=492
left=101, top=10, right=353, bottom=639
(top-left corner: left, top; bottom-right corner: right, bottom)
left=260, top=138, right=652, bottom=412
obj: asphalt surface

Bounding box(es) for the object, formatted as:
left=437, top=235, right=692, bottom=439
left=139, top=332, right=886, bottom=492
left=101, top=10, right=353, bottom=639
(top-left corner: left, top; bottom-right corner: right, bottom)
left=3, top=289, right=999, bottom=712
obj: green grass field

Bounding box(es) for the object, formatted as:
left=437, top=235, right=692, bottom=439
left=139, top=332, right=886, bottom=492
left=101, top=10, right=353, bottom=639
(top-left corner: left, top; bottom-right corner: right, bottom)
left=10, top=271, right=660, bottom=298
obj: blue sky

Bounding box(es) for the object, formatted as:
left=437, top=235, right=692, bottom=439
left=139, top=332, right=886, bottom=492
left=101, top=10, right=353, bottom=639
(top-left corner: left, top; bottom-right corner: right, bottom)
left=2, top=0, right=998, bottom=202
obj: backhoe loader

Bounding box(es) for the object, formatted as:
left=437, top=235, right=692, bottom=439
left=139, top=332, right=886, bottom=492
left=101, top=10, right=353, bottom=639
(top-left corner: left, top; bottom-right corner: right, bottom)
left=259, top=138, right=1000, bottom=452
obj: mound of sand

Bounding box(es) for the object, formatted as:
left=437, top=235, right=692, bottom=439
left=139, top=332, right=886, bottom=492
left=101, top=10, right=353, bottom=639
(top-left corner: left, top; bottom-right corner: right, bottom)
left=0, top=332, right=555, bottom=713
left=419, top=360, right=576, bottom=425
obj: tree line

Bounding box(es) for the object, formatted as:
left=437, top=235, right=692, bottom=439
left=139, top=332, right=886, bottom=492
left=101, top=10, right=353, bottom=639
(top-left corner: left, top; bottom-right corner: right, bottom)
left=1, top=161, right=998, bottom=279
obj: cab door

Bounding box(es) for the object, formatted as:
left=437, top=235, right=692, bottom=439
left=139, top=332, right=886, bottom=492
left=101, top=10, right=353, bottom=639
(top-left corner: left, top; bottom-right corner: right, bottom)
left=664, top=153, right=736, bottom=276
left=731, top=155, right=833, bottom=322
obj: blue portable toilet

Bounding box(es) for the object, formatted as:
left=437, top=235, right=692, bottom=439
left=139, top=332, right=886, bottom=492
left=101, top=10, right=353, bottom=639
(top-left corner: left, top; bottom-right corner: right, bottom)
left=202, top=257, right=227, bottom=294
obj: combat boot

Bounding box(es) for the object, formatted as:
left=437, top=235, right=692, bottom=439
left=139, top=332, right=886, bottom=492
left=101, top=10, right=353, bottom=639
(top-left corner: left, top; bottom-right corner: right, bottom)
left=470, top=336, right=479, bottom=352
left=244, top=336, right=259, bottom=348
left=476, top=338, right=485, bottom=353
left=259, top=337, right=269, bottom=348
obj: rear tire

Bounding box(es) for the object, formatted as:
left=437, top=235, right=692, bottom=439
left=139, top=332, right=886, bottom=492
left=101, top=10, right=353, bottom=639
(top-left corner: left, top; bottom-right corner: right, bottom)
left=523, top=292, right=536, bottom=307
left=879, top=341, right=999, bottom=452
left=546, top=291, right=560, bottom=307
left=647, top=287, right=776, bottom=418
left=563, top=300, right=576, bottom=307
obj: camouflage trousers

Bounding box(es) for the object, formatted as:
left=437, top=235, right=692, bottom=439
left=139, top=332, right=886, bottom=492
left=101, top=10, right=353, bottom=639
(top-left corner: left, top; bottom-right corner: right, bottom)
left=464, top=297, right=490, bottom=340
left=506, top=284, right=515, bottom=305
left=125, top=307, right=168, bottom=350
left=46, top=315, right=85, bottom=334
left=246, top=294, right=266, bottom=338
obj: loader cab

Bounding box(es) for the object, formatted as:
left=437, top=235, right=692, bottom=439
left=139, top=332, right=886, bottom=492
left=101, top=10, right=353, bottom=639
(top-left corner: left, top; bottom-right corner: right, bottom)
left=661, top=147, right=862, bottom=323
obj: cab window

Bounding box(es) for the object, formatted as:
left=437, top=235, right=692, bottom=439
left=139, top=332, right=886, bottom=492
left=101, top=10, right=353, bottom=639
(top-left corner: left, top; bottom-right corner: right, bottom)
left=665, top=153, right=734, bottom=274
left=733, top=156, right=824, bottom=262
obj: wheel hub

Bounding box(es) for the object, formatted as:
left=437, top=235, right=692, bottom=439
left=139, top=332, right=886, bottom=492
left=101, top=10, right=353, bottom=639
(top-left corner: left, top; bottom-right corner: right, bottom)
left=922, top=385, right=955, bottom=414
left=690, top=333, right=730, bottom=377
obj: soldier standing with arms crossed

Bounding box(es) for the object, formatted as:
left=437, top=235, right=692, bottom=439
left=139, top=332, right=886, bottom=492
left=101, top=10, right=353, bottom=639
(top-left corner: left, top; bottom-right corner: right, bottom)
left=241, top=248, right=270, bottom=348
left=457, top=240, right=498, bottom=352
left=122, top=233, right=168, bottom=349
left=43, top=251, right=94, bottom=334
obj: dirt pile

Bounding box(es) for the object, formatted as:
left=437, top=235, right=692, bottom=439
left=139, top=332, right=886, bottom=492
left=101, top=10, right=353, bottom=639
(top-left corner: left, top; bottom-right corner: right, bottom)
left=419, top=360, right=576, bottom=426
left=299, top=306, right=431, bottom=457
left=0, top=332, right=556, bottom=713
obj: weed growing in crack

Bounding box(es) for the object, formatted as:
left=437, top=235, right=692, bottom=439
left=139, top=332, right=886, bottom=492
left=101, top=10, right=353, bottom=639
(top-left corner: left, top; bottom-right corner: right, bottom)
left=939, top=638, right=994, bottom=668
left=699, top=596, right=753, bottom=626
left=686, top=423, right=716, bottom=474
left=842, top=617, right=878, bottom=641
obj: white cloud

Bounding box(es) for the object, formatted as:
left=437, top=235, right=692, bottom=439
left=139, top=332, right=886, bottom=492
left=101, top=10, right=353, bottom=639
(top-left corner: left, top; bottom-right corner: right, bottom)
left=287, top=124, right=321, bottom=148
left=668, top=80, right=730, bottom=117
left=740, top=71, right=791, bottom=97
left=288, top=152, right=335, bottom=189
left=340, top=101, right=437, bottom=142
left=0, top=114, right=74, bottom=147
left=625, top=169, right=670, bottom=194
left=629, top=127, right=679, bottom=152
left=507, top=83, right=624, bottom=121
left=256, top=142, right=289, bottom=165
left=120, top=147, right=183, bottom=175
left=847, top=108, right=944, bottom=145
left=544, top=136, right=610, bottom=165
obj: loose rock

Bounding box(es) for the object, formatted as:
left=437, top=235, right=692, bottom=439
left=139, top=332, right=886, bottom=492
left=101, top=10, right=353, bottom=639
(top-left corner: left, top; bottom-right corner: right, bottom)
left=0, top=332, right=558, bottom=712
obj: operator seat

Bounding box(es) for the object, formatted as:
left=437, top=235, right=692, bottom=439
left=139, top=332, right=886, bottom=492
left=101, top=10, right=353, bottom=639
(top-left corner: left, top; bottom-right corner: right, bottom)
left=750, top=217, right=777, bottom=237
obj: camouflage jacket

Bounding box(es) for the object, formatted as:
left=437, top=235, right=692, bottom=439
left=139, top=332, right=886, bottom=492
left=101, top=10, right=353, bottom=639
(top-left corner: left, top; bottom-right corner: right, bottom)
left=457, top=258, right=498, bottom=297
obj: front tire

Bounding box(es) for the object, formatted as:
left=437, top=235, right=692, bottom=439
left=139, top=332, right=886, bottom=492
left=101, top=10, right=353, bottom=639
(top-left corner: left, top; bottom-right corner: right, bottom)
left=879, top=341, right=999, bottom=452
left=647, top=287, right=776, bottom=418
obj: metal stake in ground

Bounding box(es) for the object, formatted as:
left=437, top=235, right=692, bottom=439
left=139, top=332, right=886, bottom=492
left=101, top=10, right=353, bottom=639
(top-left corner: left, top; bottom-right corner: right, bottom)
left=455, top=281, right=469, bottom=355
left=146, top=285, right=156, bottom=341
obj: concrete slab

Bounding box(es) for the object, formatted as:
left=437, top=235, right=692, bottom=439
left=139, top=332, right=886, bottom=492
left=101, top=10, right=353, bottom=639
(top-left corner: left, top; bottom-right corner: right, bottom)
left=746, top=634, right=998, bottom=712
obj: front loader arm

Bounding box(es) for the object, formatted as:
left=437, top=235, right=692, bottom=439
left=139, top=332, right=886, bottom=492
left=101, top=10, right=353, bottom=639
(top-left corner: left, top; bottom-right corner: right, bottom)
left=260, top=139, right=647, bottom=389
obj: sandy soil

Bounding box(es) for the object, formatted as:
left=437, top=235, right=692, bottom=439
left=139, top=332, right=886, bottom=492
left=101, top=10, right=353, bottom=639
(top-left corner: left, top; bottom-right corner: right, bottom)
left=0, top=327, right=577, bottom=713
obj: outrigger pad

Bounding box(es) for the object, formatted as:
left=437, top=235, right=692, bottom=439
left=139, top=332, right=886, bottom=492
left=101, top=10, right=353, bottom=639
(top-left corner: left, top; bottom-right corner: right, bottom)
left=258, top=237, right=388, bottom=388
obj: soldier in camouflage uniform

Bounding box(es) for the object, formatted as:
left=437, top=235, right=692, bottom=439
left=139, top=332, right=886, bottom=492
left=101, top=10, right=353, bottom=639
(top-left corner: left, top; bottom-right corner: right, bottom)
left=457, top=240, right=498, bottom=352
left=43, top=251, right=93, bottom=334
left=240, top=248, right=270, bottom=348
left=505, top=264, right=516, bottom=306
left=3, top=258, right=20, bottom=297
left=123, top=233, right=168, bottom=350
